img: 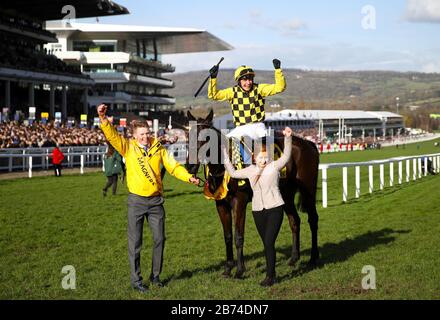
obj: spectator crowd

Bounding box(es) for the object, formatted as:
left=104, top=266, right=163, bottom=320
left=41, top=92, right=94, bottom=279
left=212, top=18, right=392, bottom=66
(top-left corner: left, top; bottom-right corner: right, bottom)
left=2, top=118, right=410, bottom=151
left=0, top=120, right=186, bottom=149
left=0, top=121, right=107, bottom=148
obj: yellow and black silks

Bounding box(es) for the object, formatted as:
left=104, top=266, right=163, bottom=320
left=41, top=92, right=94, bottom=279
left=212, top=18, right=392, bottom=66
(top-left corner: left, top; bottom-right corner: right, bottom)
left=208, top=68, right=286, bottom=127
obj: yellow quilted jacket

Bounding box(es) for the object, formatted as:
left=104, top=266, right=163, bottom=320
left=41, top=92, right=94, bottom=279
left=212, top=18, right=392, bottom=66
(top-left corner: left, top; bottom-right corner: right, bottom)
left=100, top=119, right=192, bottom=197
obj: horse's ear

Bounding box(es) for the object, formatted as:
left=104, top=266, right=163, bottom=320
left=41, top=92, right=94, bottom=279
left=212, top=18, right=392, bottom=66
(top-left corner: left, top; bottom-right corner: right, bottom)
left=187, top=110, right=196, bottom=121
left=206, top=109, right=214, bottom=123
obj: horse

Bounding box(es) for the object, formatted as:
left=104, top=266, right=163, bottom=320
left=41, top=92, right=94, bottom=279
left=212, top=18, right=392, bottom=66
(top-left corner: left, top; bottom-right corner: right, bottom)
left=185, top=109, right=320, bottom=278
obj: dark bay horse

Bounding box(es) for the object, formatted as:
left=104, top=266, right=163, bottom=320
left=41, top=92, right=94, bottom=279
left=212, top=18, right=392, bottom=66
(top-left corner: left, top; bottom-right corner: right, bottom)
left=185, top=110, right=320, bottom=278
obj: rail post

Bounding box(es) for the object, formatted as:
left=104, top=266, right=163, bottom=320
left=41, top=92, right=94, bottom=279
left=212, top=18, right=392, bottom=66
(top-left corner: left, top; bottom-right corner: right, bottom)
left=342, top=167, right=348, bottom=202
left=424, top=157, right=428, bottom=176
left=28, top=156, right=32, bottom=178
left=389, top=162, right=394, bottom=187
left=321, top=167, right=328, bottom=208
left=413, top=158, right=417, bottom=181
left=398, top=161, right=402, bottom=184
left=379, top=164, right=384, bottom=190
left=355, top=166, right=360, bottom=198
left=369, top=165, right=373, bottom=193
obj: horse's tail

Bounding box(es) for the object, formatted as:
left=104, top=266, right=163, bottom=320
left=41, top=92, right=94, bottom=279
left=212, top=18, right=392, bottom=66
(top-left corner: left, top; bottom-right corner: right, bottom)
left=295, top=139, right=319, bottom=213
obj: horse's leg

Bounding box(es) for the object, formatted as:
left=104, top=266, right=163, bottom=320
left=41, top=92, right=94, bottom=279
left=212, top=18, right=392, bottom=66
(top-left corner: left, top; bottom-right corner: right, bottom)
left=282, top=187, right=301, bottom=266
left=232, top=194, right=247, bottom=279
left=216, top=201, right=234, bottom=277
left=307, top=202, right=320, bottom=266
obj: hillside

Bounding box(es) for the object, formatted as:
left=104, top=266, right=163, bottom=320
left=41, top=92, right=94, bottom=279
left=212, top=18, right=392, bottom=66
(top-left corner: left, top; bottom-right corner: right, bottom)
left=166, top=69, right=440, bottom=117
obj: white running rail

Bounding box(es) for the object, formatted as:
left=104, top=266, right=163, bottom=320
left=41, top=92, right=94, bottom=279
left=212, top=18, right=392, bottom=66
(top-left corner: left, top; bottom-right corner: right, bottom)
left=319, top=153, right=440, bottom=208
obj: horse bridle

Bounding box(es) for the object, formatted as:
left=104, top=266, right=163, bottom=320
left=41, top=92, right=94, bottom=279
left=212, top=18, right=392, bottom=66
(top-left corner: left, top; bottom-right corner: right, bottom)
left=178, top=121, right=230, bottom=188
left=172, top=120, right=252, bottom=189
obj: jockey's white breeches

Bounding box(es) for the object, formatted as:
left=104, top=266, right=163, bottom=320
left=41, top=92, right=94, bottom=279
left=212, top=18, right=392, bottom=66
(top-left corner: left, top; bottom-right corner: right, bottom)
left=226, top=122, right=267, bottom=140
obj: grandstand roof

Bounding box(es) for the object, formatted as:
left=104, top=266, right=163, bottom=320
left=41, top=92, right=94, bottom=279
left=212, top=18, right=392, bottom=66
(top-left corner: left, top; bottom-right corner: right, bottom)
left=46, top=22, right=234, bottom=54
left=214, top=110, right=402, bottom=122
left=0, top=0, right=129, bottom=21
left=277, top=109, right=403, bottom=120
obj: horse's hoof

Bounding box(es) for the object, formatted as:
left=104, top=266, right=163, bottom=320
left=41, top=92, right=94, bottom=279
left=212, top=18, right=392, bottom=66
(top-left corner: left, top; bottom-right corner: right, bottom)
left=222, top=270, right=232, bottom=278
left=288, top=257, right=299, bottom=267
left=307, top=258, right=318, bottom=268
left=234, top=272, right=244, bottom=279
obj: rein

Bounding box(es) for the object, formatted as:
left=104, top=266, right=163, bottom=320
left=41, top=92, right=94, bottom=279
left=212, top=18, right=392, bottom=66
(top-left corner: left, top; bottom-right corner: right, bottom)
left=189, top=123, right=228, bottom=192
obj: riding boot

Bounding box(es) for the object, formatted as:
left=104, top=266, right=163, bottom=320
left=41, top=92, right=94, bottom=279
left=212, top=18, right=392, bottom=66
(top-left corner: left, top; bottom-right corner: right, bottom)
left=229, top=138, right=248, bottom=188
left=230, top=138, right=244, bottom=169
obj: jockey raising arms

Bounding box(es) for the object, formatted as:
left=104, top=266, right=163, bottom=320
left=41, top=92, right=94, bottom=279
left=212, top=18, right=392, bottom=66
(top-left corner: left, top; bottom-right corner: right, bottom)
left=207, top=59, right=286, bottom=140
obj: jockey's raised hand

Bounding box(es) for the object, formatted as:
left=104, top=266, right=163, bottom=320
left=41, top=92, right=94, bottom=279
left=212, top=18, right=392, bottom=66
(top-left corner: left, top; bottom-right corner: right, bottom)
left=209, top=65, right=219, bottom=78
left=97, top=104, right=108, bottom=118
left=283, top=126, right=292, bottom=137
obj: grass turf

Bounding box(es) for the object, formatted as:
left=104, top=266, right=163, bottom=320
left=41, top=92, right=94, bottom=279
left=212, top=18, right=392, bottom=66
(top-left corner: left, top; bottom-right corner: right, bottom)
left=0, top=138, right=439, bottom=300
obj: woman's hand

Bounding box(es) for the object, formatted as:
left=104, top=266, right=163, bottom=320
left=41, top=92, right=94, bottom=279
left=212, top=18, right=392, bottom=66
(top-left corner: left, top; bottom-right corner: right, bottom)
left=189, top=176, right=200, bottom=186
left=283, top=127, right=292, bottom=137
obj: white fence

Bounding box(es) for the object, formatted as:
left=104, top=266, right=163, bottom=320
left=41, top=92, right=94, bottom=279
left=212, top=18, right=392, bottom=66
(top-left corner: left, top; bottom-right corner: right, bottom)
left=0, top=152, right=106, bottom=178
left=0, top=146, right=107, bottom=172
left=0, top=143, right=187, bottom=178
left=319, top=153, right=440, bottom=208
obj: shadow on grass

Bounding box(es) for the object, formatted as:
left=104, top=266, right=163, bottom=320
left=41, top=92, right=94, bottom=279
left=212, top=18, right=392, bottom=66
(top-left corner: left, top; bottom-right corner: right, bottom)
left=324, top=187, right=405, bottom=208
left=321, top=177, right=433, bottom=208
left=165, top=228, right=410, bottom=285
left=278, top=228, right=411, bottom=281
left=165, top=190, right=201, bottom=199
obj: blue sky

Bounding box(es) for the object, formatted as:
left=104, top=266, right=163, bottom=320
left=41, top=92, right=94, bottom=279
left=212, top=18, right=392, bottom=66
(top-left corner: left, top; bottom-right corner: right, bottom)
left=80, top=0, right=440, bottom=73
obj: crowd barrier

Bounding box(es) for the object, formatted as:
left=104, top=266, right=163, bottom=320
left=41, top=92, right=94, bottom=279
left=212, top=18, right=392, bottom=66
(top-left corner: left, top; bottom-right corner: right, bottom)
left=319, top=153, right=440, bottom=208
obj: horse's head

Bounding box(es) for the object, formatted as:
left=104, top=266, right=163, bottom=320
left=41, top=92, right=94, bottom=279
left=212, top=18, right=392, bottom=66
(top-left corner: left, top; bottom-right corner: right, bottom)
left=184, top=109, right=216, bottom=175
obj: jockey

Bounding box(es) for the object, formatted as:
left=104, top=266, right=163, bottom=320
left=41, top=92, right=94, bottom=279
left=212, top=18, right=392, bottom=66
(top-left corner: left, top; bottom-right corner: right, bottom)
left=207, top=59, right=286, bottom=164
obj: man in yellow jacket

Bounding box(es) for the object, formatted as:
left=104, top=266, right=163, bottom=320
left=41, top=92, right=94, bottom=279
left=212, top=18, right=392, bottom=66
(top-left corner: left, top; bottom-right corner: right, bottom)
left=97, top=104, right=199, bottom=293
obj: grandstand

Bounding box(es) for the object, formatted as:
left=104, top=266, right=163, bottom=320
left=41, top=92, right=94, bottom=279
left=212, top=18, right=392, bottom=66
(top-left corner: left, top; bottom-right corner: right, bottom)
left=45, top=21, right=233, bottom=117
left=0, top=0, right=129, bottom=121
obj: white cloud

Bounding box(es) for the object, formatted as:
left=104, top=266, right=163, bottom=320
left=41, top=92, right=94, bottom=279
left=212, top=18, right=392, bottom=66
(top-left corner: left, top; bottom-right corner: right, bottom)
left=281, top=19, right=307, bottom=35
left=421, top=62, right=440, bottom=73
left=249, top=10, right=263, bottom=19
left=405, top=0, right=440, bottom=23
left=248, top=11, right=306, bottom=35
left=223, top=22, right=239, bottom=30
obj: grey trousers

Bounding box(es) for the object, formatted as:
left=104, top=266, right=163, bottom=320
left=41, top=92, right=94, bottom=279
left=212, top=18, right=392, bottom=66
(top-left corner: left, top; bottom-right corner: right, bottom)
left=127, top=193, right=165, bottom=286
